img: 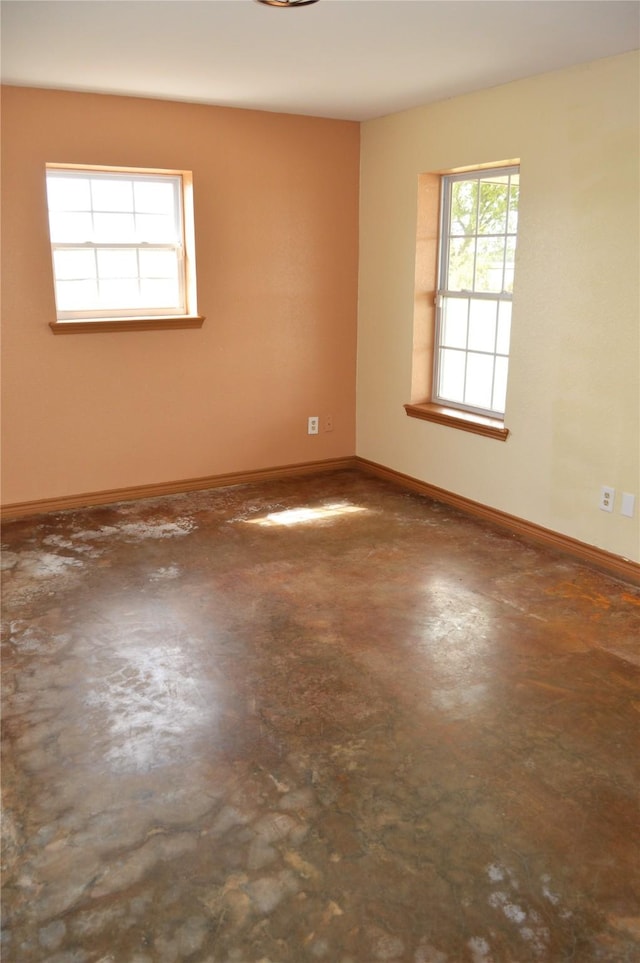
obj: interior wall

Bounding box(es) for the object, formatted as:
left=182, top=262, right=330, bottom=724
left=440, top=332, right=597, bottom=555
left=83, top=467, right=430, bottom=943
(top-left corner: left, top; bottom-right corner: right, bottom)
left=357, top=52, right=640, bottom=563
left=0, top=86, right=359, bottom=506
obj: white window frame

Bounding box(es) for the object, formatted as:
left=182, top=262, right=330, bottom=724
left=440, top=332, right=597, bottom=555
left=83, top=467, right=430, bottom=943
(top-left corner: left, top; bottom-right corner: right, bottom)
left=433, top=164, right=519, bottom=419
left=45, top=164, right=199, bottom=324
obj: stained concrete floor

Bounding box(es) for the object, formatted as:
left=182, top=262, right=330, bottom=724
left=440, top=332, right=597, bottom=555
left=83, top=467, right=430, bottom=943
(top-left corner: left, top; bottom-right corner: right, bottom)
left=1, top=470, right=639, bottom=963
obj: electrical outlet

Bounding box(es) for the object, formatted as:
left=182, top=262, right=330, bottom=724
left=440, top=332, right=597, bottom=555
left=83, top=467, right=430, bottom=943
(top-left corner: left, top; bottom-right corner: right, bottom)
left=599, top=485, right=615, bottom=512
left=323, top=414, right=333, bottom=432
left=307, top=416, right=319, bottom=435
left=621, top=493, right=636, bottom=518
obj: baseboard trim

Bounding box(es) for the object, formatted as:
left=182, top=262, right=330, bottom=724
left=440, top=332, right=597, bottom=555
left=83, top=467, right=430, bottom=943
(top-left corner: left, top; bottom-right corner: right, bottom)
left=355, top=456, right=640, bottom=587
left=3, top=455, right=638, bottom=585
left=0, top=457, right=358, bottom=521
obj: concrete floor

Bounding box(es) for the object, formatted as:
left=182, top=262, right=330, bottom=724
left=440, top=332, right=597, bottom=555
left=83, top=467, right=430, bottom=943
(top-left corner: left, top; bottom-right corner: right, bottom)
left=1, top=470, right=639, bottom=963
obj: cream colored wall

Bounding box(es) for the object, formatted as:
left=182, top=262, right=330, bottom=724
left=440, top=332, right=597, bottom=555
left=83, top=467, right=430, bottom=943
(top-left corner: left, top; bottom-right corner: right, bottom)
left=1, top=87, right=359, bottom=506
left=357, top=52, right=640, bottom=562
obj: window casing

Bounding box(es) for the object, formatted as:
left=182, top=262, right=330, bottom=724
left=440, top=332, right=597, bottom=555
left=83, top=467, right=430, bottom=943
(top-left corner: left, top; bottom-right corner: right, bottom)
left=433, top=165, right=519, bottom=418
left=45, top=165, right=198, bottom=323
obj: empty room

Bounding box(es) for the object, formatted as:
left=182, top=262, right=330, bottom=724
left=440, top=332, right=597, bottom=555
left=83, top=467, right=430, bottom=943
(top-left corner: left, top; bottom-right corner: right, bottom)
left=1, top=1, right=639, bottom=961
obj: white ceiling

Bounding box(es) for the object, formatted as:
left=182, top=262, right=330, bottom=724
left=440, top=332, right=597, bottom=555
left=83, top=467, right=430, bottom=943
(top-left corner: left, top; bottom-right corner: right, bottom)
left=1, top=0, right=638, bottom=121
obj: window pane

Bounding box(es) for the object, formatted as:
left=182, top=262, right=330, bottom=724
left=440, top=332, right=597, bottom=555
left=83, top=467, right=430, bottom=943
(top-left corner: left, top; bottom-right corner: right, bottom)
left=48, top=212, right=93, bottom=243
left=507, top=182, right=519, bottom=235
left=53, top=249, right=96, bottom=281
left=503, top=238, right=517, bottom=293
left=492, top=356, right=509, bottom=414
left=97, top=248, right=139, bottom=279
left=140, top=279, right=181, bottom=308
left=474, top=236, right=505, bottom=293
left=497, top=301, right=512, bottom=355
left=98, top=279, right=140, bottom=308
left=46, top=166, right=194, bottom=320
left=46, top=177, right=91, bottom=212
left=441, top=297, right=468, bottom=349
left=438, top=348, right=465, bottom=404
left=465, top=352, right=494, bottom=410
left=135, top=213, right=177, bottom=243
left=55, top=279, right=98, bottom=310
left=436, top=166, right=518, bottom=416
left=134, top=180, right=176, bottom=215
left=478, top=180, right=507, bottom=235
left=93, top=213, right=136, bottom=243
left=467, top=299, right=497, bottom=353
left=448, top=238, right=475, bottom=291
left=139, top=249, right=179, bottom=279
left=450, top=179, right=478, bottom=237
left=91, top=178, right=134, bottom=213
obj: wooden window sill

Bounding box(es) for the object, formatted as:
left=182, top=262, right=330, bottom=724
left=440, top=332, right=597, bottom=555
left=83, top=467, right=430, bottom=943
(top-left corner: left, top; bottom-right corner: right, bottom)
left=404, top=402, right=509, bottom=440
left=49, top=316, right=205, bottom=335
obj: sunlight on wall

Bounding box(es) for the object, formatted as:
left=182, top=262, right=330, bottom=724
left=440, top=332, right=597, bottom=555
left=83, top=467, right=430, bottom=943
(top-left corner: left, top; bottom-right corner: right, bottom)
left=357, top=51, right=639, bottom=562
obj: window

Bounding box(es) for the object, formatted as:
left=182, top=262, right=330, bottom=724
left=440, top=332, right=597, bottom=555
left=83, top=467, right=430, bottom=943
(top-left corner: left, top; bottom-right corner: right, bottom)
left=433, top=166, right=519, bottom=418
left=45, top=165, right=201, bottom=331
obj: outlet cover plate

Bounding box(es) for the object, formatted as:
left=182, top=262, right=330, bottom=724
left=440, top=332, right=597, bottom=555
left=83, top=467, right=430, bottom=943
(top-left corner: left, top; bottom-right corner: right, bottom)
left=621, top=492, right=635, bottom=518
left=600, top=486, right=615, bottom=512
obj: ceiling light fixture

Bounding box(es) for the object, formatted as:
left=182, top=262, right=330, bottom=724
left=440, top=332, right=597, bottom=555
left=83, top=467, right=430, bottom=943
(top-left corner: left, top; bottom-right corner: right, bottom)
left=256, top=0, right=319, bottom=7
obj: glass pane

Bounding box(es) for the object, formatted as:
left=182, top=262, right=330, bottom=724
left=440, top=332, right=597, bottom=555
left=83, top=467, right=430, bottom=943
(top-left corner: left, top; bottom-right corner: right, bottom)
left=438, top=348, right=465, bottom=404
left=478, top=179, right=507, bottom=235
left=93, top=213, right=136, bottom=243
left=474, top=236, right=505, bottom=293
left=448, top=238, right=475, bottom=291
left=98, top=279, right=140, bottom=308
left=139, top=249, right=179, bottom=279
left=135, top=213, right=177, bottom=243
left=46, top=176, right=91, bottom=212
left=91, top=178, right=134, bottom=213
left=55, top=279, right=98, bottom=310
left=53, top=249, right=96, bottom=281
left=48, top=212, right=93, bottom=243
left=507, top=182, right=519, bottom=234
left=450, top=179, right=478, bottom=237
left=97, top=248, right=139, bottom=279
left=134, top=180, right=176, bottom=215
left=140, top=279, right=181, bottom=308
left=467, top=299, right=497, bottom=353
left=464, top=352, right=494, bottom=410
left=492, top=356, right=509, bottom=414
left=441, top=297, right=468, bottom=349
left=496, top=301, right=512, bottom=355
left=503, top=238, right=517, bottom=293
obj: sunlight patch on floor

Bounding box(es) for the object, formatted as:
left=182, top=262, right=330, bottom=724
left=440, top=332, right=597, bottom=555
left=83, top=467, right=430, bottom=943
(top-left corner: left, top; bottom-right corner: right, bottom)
left=244, top=502, right=368, bottom=527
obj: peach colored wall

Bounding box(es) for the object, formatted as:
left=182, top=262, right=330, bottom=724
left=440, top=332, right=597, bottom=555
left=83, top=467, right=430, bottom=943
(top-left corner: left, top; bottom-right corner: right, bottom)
left=1, top=86, right=359, bottom=506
